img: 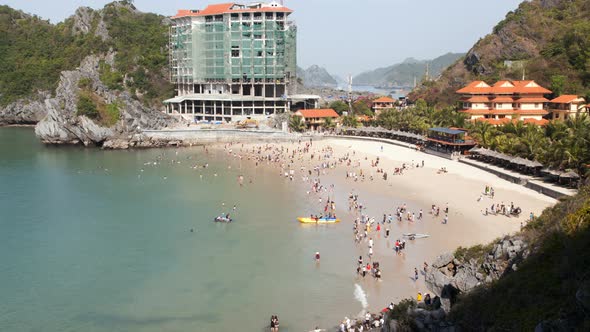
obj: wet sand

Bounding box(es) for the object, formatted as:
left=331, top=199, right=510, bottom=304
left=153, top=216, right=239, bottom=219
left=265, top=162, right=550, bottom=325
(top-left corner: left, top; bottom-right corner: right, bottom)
left=214, top=137, right=556, bottom=319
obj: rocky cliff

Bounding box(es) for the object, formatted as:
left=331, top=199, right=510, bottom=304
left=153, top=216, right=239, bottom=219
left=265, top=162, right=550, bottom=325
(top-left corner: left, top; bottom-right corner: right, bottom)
left=34, top=54, right=177, bottom=148
left=0, top=1, right=176, bottom=146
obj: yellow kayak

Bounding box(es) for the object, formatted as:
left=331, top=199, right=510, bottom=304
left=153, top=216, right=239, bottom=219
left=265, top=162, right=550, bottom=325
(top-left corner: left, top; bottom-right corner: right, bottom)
left=298, top=217, right=341, bottom=224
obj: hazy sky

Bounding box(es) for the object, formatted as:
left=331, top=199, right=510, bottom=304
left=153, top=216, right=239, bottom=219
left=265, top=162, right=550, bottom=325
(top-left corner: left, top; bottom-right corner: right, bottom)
left=2, top=0, right=524, bottom=77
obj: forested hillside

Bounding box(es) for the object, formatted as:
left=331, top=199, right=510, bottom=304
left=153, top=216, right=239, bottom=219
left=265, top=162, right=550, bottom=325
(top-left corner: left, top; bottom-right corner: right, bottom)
left=409, top=0, right=590, bottom=106
left=0, top=1, right=172, bottom=107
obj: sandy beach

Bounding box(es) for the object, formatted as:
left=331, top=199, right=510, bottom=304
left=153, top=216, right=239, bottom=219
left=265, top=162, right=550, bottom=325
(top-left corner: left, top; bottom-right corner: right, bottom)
left=214, top=136, right=556, bottom=321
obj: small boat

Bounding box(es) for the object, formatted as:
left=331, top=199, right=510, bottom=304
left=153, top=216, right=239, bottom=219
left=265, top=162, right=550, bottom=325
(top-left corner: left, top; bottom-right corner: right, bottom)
left=403, top=233, right=430, bottom=239
left=214, top=216, right=233, bottom=223
left=298, top=217, right=341, bottom=224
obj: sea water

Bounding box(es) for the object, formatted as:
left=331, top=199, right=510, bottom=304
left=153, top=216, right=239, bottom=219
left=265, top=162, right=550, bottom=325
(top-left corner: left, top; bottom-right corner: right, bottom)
left=0, top=128, right=373, bottom=331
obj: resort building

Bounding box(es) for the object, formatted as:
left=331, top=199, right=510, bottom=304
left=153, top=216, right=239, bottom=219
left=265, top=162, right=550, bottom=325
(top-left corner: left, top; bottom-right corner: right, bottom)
left=549, top=95, right=587, bottom=120
left=372, top=96, right=395, bottom=116
left=294, top=109, right=339, bottom=131
left=457, top=80, right=551, bottom=125
left=164, top=2, right=319, bottom=122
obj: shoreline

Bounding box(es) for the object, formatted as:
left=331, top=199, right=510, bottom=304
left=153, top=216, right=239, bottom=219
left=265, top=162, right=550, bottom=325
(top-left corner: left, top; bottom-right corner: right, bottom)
left=211, top=137, right=556, bottom=329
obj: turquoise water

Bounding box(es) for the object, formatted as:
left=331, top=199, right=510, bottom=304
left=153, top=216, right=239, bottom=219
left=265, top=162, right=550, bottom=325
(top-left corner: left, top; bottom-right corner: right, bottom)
left=0, top=128, right=370, bottom=331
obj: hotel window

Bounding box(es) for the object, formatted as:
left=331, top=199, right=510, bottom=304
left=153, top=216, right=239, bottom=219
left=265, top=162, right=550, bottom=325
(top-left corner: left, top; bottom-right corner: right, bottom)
left=535, top=103, right=540, bottom=108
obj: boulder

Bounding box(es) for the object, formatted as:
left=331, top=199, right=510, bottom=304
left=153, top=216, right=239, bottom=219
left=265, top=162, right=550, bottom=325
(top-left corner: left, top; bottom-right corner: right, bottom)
left=425, top=270, right=452, bottom=296
left=432, top=252, right=455, bottom=269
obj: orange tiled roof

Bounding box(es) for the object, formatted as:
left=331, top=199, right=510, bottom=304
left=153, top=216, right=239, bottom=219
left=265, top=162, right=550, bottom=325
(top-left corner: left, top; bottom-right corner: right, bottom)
left=466, top=96, right=490, bottom=103
left=457, top=80, right=551, bottom=94
left=172, top=3, right=293, bottom=18
left=550, top=95, right=585, bottom=104
left=490, top=97, right=514, bottom=103
left=523, top=118, right=549, bottom=126
left=475, top=118, right=511, bottom=125
left=456, top=81, right=492, bottom=94
left=516, top=97, right=550, bottom=103
left=373, top=96, right=395, bottom=104
left=296, top=109, right=339, bottom=118
left=461, top=109, right=549, bottom=115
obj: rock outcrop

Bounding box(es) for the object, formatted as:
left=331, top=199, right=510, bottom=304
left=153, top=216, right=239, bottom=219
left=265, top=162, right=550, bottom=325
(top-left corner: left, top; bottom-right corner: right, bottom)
left=71, top=7, right=109, bottom=41
left=425, top=236, right=529, bottom=312
left=0, top=92, right=50, bottom=125
left=34, top=53, right=178, bottom=147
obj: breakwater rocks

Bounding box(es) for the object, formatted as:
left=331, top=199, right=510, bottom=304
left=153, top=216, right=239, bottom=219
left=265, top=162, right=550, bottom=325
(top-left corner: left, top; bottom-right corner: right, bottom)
left=34, top=53, right=178, bottom=147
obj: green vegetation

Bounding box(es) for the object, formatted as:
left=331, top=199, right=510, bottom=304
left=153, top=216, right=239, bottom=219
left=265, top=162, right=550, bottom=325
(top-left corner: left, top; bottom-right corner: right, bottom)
left=0, top=6, right=106, bottom=105
left=0, top=2, right=173, bottom=107
left=454, top=243, right=494, bottom=265
left=323, top=117, right=336, bottom=130
left=470, top=116, right=590, bottom=176
left=98, top=61, right=124, bottom=90
left=289, top=115, right=305, bottom=132
left=376, top=101, right=468, bottom=134
left=329, top=100, right=349, bottom=115
left=448, top=182, right=590, bottom=330
left=352, top=99, right=373, bottom=116
left=341, top=115, right=359, bottom=128
left=76, top=92, right=99, bottom=118
left=76, top=87, right=120, bottom=127
left=410, top=0, right=590, bottom=106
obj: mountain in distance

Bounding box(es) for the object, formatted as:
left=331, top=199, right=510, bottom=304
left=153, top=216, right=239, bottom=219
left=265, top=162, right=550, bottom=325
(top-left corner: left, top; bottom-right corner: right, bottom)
left=297, top=65, right=338, bottom=88
left=409, top=0, right=590, bottom=106
left=353, top=52, right=465, bottom=88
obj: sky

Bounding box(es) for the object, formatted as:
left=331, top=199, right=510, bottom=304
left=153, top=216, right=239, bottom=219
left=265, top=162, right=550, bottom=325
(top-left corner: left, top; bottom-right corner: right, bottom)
left=2, top=0, right=524, bottom=77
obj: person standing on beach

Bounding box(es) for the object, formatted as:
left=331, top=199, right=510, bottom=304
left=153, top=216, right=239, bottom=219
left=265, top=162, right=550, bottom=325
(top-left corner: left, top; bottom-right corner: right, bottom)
left=315, top=252, right=320, bottom=262
left=443, top=215, right=448, bottom=224
left=414, top=268, right=419, bottom=281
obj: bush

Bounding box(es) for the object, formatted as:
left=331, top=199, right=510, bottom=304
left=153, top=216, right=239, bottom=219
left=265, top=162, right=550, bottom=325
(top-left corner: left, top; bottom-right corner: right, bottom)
left=102, top=102, right=121, bottom=127
left=76, top=92, right=99, bottom=118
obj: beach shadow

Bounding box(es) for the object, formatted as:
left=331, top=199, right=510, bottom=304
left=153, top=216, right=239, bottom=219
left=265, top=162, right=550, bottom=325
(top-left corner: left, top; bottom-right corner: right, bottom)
left=75, top=311, right=219, bottom=329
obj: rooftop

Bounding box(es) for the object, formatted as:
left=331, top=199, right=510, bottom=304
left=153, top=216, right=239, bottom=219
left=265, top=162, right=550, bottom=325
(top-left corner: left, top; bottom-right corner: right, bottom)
left=429, top=127, right=466, bottom=135
left=456, top=80, right=551, bottom=95
left=296, top=109, right=339, bottom=118
left=550, top=95, right=586, bottom=104
left=373, top=96, right=395, bottom=103
left=172, top=2, right=293, bottom=19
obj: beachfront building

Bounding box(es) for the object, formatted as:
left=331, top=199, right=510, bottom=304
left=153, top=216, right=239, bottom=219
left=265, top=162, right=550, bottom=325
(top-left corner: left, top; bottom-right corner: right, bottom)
left=549, top=95, right=587, bottom=120
left=164, top=2, right=319, bottom=123
left=426, top=127, right=476, bottom=155
left=294, top=109, right=339, bottom=131
left=457, top=80, right=551, bottom=125
left=372, top=96, right=396, bottom=116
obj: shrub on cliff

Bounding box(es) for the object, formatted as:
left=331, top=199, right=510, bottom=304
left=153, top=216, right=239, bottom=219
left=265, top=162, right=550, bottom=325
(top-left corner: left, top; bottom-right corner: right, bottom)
left=448, top=183, right=590, bottom=330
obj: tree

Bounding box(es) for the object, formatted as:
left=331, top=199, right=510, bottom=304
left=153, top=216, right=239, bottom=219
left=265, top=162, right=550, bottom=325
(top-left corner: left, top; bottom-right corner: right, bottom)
left=289, top=115, right=306, bottom=132
left=76, top=93, right=99, bottom=118
left=323, top=117, right=336, bottom=130
left=329, top=100, right=349, bottom=115
left=352, top=100, right=373, bottom=116
left=342, top=115, right=359, bottom=128
left=468, top=120, right=496, bottom=147
left=550, top=75, right=567, bottom=98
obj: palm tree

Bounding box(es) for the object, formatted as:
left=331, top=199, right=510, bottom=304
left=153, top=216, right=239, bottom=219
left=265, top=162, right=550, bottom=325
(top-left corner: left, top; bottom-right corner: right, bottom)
left=469, top=120, right=496, bottom=147
left=342, top=115, right=359, bottom=128
left=289, top=115, right=306, bottom=132
left=323, top=117, right=336, bottom=130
